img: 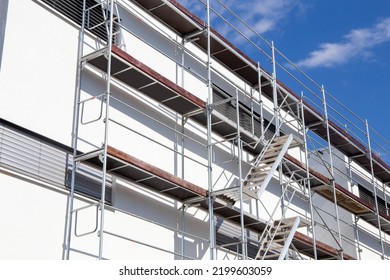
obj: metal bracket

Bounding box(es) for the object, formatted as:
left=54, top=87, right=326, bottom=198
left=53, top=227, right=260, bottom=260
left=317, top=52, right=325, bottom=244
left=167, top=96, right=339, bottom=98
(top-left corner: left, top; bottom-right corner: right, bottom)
left=75, top=161, right=81, bottom=171
left=183, top=196, right=205, bottom=206
left=99, top=152, right=105, bottom=163
left=81, top=61, right=87, bottom=70
left=182, top=116, right=189, bottom=126
left=103, top=49, right=109, bottom=59
left=207, top=104, right=214, bottom=113
left=183, top=28, right=206, bottom=43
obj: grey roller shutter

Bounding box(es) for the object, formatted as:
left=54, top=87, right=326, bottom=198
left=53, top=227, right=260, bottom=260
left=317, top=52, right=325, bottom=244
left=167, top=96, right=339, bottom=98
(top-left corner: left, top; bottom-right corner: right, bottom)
left=0, top=121, right=111, bottom=203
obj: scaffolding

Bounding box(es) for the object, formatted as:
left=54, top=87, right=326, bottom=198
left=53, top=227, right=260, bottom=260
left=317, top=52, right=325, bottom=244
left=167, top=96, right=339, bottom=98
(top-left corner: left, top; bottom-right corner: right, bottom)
left=60, top=0, right=390, bottom=260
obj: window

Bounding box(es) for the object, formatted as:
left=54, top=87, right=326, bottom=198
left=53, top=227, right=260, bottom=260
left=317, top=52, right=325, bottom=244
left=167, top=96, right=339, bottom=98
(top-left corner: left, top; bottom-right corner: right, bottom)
left=212, top=86, right=275, bottom=141
left=358, top=184, right=388, bottom=215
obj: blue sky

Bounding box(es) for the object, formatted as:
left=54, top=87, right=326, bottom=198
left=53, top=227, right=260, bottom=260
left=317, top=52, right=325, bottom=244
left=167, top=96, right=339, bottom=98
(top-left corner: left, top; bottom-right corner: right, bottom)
left=178, top=0, right=390, bottom=163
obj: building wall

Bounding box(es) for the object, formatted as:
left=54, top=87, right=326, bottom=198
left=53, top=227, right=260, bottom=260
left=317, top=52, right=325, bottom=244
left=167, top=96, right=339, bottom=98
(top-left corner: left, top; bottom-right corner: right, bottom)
left=0, top=0, right=77, bottom=146
left=0, top=0, right=388, bottom=260
left=0, top=171, right=68, bottom=259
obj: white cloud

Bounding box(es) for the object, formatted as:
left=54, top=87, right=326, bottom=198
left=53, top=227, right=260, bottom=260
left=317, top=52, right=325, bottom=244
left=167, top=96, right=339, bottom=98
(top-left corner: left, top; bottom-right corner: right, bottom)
left=177, top=0, right=306, bottom=37
left=237, top=0, right=304, bottom=32
left=296, top=18, right=390, bottom=68
left=179, top=0, right=204, bottom=11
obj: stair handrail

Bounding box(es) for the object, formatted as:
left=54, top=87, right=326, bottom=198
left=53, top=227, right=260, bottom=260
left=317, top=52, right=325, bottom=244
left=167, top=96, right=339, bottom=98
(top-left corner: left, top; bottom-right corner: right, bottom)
left=249, top=94, right=290, bottom=150
left=255, top=184, right=296, bottom=258
left=258, top=188, right=297, bottom=259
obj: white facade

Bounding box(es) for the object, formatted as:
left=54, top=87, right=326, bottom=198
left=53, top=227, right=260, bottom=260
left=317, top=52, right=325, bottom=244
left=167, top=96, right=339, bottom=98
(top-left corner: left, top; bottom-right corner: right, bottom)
left=0, top=0, right=389, bottom=260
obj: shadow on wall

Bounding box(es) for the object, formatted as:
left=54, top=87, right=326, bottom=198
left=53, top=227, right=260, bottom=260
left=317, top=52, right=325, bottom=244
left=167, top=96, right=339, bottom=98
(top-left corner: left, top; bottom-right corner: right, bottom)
left=80, top=69, right=257, bottom=187
left=113, top=181, right=209, bottom=260
left=357, top=225, right=390, bottom=259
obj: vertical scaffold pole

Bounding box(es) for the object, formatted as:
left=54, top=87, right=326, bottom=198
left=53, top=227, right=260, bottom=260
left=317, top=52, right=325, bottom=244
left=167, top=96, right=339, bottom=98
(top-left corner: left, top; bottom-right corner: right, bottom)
left=206, top=0, right=216, bottom=260
left=347, top=158, right=354, bottom=191
left=348, top=158, right=362, bottom=259
left=257, top=62, right=265, bottom=140
left=65, top=0, right=87, bottom=260
left=235, top=90, right=246, bottom=259
left=322, top=85, right=343, bottom=259
left=365, top=119, right=385, bottom=259
left=300, top=93, right=317, bottom=260
left=255, top=62, right=263, bottom=224
left=271, top=42, right=279, bottom=137
left=98, top=0, right=115, bottom=260
left=385, top=184, right=389, bottom=260
left=354, top=216, right=362, bottom=260
left=384, top=183, right=390, bottom=216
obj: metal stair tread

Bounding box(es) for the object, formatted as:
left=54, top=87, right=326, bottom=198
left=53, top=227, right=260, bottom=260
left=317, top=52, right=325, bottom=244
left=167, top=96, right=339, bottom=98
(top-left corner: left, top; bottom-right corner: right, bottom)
left=262, top=253, right=281, bottom=259
left=263, top=150, right=282, bottom=158
left=272, top=230, right=291, bottom=237
left=265, top=144, right=284, bottom=152
left=263, top=238, right=287, bottom=244
left=218, top=187, right=258, bottom=202
left=244, top=175, right=267, bottom=184
left=275, top=216, right=311, bottom=228
left=248, top=169, right=269, bottom=177
left=256, top=157, right=278, bottom=166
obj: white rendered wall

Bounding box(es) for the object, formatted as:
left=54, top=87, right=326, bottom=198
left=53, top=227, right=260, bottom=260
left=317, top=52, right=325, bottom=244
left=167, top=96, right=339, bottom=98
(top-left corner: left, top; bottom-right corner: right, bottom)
left=0, top=0, right=77, bottom=147
left=1, top=0, right=388, bottom=260
left=0, top=170, right=68, bottom=259
left=0, top=168, right=217, bottom=260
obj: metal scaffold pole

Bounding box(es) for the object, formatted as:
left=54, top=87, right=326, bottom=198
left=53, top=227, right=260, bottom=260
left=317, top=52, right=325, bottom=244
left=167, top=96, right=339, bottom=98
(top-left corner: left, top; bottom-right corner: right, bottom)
left=348, top=158, right=363, bottom=259
left=384, top=183, right=389, bottom=216
left=271, top=41, right=288, bottom=252
left=65, top=0, right=87, bottom=260
left=365, top=119, right=385, bottom=259
left=300, top=94, right=317, bottom=260
left=98, top=0, right=115, bottom=260
left=235, top=90, right=247, bottom=259
left=322, top=85, right=343, bottom=259
left=354, top=216, right=362, bottom=260
left=271, top=41, right=280, bottom=137
left=257, top=62, right=265, bottom=140
left=206, top=0, right=216, bottom=260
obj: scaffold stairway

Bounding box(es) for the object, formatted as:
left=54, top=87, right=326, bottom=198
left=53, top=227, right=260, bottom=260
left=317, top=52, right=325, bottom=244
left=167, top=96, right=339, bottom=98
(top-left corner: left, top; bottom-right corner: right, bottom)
left=256, top=216, right=308, bottom=260
left=220, top=134, right=299, bottom=201
left=248, top=134, right=299, bottom=199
